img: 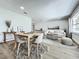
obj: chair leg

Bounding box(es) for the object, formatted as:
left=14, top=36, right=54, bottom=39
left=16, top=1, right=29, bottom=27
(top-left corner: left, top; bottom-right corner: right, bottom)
left=13, top=41, right=17, bottom=50
left=16, top=43, right=21, bottom=59
left=37, top=44, right=39, bottom=59
left=40, top=54, right=43, bottom=59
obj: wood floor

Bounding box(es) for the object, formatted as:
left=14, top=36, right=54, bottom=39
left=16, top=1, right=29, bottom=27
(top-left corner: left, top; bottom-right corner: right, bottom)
left=0, top=39, right=79, bottom=59
left=0, top=44, right=15, bottom=59
left=42, top=39, right=79, bottom=59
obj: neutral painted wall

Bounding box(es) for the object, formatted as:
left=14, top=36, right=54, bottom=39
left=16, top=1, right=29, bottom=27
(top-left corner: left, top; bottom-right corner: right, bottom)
left=0, top=8, right=32, bottom=32
left=72, top=33, right=79, bottom=44
left=35, top=19, right=68, bottom=33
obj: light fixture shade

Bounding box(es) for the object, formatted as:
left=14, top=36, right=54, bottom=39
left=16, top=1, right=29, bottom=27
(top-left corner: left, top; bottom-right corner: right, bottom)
left=20, top=6, right=24, bottom=10
left=24, top=11, right=27, bottom=14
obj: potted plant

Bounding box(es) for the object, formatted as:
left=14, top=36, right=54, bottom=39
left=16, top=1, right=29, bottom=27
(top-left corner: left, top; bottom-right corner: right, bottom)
left=5, top=20, right=11, bottom=32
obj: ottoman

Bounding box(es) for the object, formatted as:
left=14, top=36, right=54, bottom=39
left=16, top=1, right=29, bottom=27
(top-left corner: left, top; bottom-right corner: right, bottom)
left=58, top=37, right=73, bottom=46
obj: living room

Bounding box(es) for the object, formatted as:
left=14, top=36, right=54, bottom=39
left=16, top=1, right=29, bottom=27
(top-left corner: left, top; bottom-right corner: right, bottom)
left=0, top=0, right=79, bottom=59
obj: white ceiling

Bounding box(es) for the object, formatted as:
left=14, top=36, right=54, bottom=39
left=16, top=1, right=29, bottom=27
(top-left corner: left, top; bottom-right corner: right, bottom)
left=0, top=0, right=78, bottom=23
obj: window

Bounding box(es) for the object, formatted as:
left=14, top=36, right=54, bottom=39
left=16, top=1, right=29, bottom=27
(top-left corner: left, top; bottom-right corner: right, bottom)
left=69, top=6, right=79, bottom=33
left=71, top=14, right=79, bottom=33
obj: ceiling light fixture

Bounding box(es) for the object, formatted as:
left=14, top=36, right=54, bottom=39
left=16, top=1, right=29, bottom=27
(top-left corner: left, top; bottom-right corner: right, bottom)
left=20, top=6, right=24, bottom=10
left=24, top=11, right=27, bottom=15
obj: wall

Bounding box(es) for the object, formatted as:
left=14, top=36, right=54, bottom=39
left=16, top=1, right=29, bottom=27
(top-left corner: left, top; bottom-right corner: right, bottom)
left=35, top=19, right=68, bottom=33
left=72, top=33, right=79, bottom=44
left=0, top=7, right=32, bottom=32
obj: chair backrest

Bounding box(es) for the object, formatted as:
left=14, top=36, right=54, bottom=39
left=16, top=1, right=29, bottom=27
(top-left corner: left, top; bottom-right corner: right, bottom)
left=34, top=33, right=43, bottom=43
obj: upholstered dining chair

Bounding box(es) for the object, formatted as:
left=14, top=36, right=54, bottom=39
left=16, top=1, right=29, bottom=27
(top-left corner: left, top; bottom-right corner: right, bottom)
left=15, top=35, right=27, bottom=59
left=31, top=33, right=43, bottom=59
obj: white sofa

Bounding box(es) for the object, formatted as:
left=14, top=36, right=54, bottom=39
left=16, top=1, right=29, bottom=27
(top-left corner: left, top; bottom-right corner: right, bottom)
left=45, top=30, right=66, bottom=40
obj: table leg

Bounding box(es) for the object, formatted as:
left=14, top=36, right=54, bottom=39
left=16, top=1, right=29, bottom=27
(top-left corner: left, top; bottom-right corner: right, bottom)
left=28, top=37, right=30, bottom=59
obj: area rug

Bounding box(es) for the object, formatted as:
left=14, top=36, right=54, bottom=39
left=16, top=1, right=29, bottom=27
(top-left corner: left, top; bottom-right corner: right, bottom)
left=15, top=42, right=48, bottom=59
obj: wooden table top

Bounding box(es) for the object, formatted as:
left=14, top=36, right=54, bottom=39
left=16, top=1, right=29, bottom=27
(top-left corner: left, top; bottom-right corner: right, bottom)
left=15, top=32, right=41, bottom=38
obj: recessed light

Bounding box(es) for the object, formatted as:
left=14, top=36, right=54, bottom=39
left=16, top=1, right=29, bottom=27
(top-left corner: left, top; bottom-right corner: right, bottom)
left=20, top=6, right=24, bottom=10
